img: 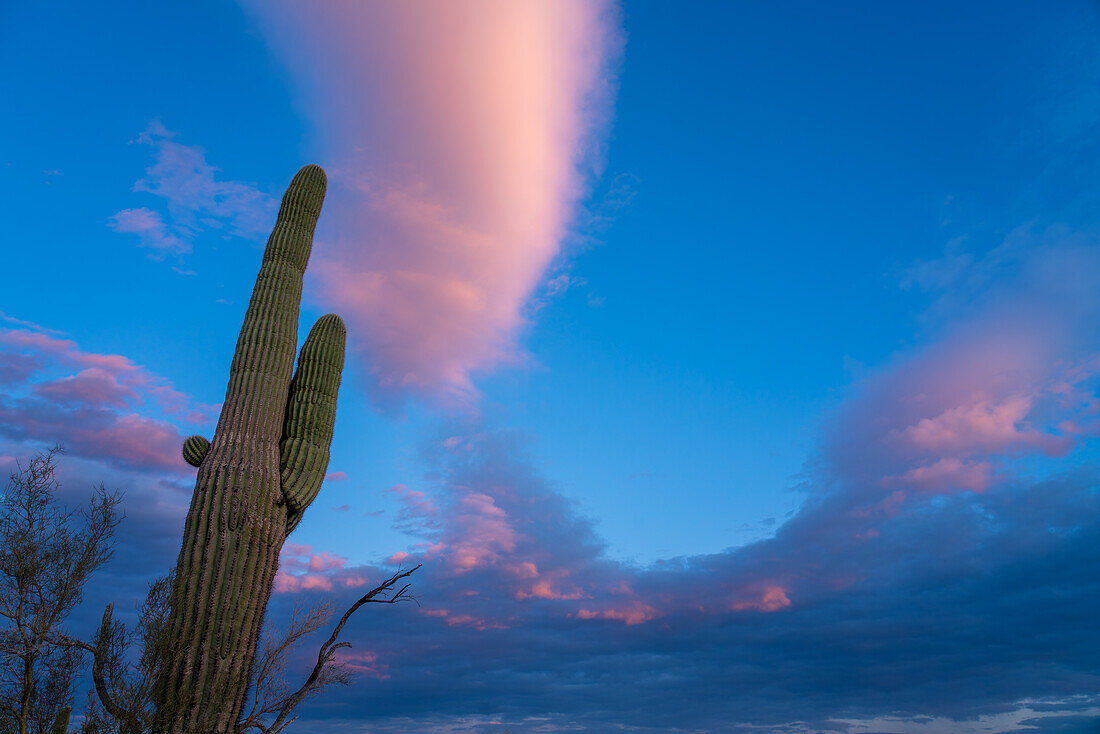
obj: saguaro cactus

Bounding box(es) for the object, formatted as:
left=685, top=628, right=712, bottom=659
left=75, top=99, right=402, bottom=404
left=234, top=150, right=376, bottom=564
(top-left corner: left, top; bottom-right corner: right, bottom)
left=152, top=165, right=346, bottom=733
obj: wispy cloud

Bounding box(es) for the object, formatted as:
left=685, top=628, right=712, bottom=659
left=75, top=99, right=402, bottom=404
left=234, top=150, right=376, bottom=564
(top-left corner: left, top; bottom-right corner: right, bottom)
left=107, top=207, right=189, bottom=259
left=0, top=311, right=66, bottom=337
left=262, top=227, right=1100, bottom=731
left=108, top=120, right=276, bottom=263
left=265, top=418, right=1100, bottom=732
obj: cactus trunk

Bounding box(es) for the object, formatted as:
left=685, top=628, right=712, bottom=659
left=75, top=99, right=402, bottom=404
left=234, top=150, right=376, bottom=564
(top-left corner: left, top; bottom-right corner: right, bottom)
left=153, top=165, right=345, bottom=733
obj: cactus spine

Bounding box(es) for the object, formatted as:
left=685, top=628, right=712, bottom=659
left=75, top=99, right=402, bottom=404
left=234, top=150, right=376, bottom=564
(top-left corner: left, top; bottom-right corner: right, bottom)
left=153, top=165, right=346, bottom=733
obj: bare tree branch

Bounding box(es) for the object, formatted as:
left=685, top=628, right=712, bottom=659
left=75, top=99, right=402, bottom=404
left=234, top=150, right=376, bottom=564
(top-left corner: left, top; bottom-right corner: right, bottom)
left=253, top=565, right=421, bottom=734
left=235, top=601, right=333, bottom=734
left=56, top=570, right=178, bottom=734
left=53, top=605, right=140, bottom=734
left=0, top=447, right=121, bottom=734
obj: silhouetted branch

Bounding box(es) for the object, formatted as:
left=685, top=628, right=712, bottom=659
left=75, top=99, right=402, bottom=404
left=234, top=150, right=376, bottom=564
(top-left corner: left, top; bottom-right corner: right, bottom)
left=54, top=604, right=141, bottom=734
left=250, top=565, right=421, bottom=734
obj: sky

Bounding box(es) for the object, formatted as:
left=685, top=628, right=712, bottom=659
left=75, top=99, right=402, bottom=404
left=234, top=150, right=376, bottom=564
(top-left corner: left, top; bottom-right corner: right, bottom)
left=2, top=1, right=1100, bottom=732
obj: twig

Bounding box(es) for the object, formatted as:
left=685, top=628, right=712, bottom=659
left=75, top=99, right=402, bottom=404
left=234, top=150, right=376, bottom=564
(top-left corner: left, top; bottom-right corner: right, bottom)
left=53, top=605, right=141, bottom=734
left=260, top=565, right=420, bottom=734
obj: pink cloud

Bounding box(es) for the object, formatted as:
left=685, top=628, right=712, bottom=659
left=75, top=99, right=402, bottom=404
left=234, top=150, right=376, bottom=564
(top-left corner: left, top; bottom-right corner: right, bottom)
left=0, top=326, right=218, bottom=473
left=284, top=543, right=313, bottom=557
left=369, top=431, right=665, bottom=626
left=334, top=650, right=390, bottom=680
left=505, top=562, right=585, bottom=601
left=820, top=296, right=1100, bottom=525
left=0, top=330, right=92, bottom=362
left=0, top=312, right=65, bottom=337
left=850, top=490, right=909, bottom=520
left=143, top=383, right=217, bottom=420
left=389, top=483, right=521, bottom=574
left=0, top=353, right=43, bottom=386
left=308, top=551, right=347, bottom=573
left=73, top=413, right=185, bottom=472
left=882, top=458, right=994, bottom=494
left=243, top=0, right=622, bottom=405
left=34, top=368, right=138, bottom=408
left=421, top=609, right=509, bottom=631
left=388, top=484, right=442, bottom=537
left=576, top=601, right=659, bottom=626
left=275, top=543, right=379, bottom=593
left=510, top=563, right=585, bottom=601
left=0, top=328, right=216, bottom=423
left=517, top=579, right=584, bottom=601
left=0, top=400, right=186, bottom=473
left=325, top=470, right=348, bottom=482
left=273, top=572, right=334, bottom=593
left=446, top=492, right=518, bottom=572
left=280, top=543, right=348, bottom=573
left=511, top=562, right=539, bottom=580
left=107, top=207, right=189, bottom=258
left=731, top=586, right=792, bottom=613
left=339, top=574, right=372, bottom=589
left=895, top=394, right=1071, bottom=458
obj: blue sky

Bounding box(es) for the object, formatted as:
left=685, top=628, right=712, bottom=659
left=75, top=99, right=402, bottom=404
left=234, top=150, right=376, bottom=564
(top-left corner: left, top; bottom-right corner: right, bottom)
left=2, top=1, right=1100, bottom=732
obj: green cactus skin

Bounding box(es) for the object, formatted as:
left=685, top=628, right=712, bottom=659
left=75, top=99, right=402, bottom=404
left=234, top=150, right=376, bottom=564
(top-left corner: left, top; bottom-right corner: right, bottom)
left=152, top=165, right=346, bottom=733
left=182, top=435, right=210, bottom=467
left=280, top=312, right=345, bottom=533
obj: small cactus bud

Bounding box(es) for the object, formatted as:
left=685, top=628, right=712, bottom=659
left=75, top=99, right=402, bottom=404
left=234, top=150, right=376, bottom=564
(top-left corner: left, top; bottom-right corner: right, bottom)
left=182, top=435, right=211, bottom=467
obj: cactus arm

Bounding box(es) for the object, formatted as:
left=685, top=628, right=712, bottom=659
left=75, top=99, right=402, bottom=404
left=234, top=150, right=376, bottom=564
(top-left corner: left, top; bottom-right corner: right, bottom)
left=280, top=313, right=346, bottom=519
left=182, top=435, right=210, bottom=467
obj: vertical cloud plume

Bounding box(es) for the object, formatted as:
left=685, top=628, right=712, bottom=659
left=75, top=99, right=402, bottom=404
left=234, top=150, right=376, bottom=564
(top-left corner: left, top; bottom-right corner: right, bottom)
left=242, top=0, right=623, bottom=405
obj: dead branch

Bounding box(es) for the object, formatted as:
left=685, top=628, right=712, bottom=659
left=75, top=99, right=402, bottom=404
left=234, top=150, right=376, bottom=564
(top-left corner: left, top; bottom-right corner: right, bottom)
left=52, top=605, right=140, bottom=734
left=235, top=601, right=333, bottom=734
left=250, top=565, right=421, bottom=734
left=0, top=446, right=122, bottom=734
